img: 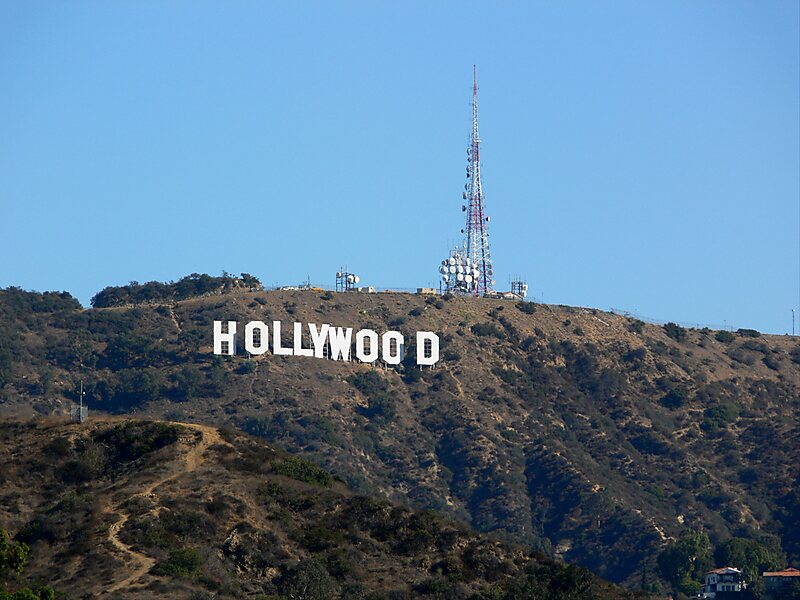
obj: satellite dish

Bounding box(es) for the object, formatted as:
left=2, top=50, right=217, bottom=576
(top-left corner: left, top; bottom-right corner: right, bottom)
left=456, top=273, right=464, bottom=282
left=441, top=274, right=448, bottom=281
left=336, top=272, right=342, bottom=278
left=347, top=275, right=354, bottom=283
left=486, top=216, right=490, bottom=222
left=439, top=266, right=447, bottom=274
left=457, top=265, right=464, bottom=274
left=354, top=276, right=360, bottom=284
left=448, top=257, right=456, bottom=266
left=449, top=266, right=456, bottom=274
left=462, top=192, right=467, bottom=200
left=465, top=274, right=473, bottom=284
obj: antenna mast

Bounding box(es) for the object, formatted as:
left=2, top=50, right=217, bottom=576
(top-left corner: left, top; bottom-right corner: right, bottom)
left=464, top=65, right=494, bottom=295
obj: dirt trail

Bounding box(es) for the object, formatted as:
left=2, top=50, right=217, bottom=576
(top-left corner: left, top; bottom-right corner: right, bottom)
left=168, top=304, right=183, bottom=334
left=104, top=423, right=229, bottom=594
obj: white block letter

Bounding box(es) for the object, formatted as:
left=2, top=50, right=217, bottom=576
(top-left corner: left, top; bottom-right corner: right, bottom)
left=293, top=322, right=313, bottom=357
left=416, top=331, right=439, bottom=366
left=272, top=321, right=293, bottom=356
left=355, top=329, right=379, bottom=363
left=245, top=321, right=269, bottom=355
left=309, top=323, right=330, bottom=358
left=328, top=327, right=353, bottom=361
left=382, top=331, right=404, bottom=365
left=213, top=321, right=237, bottom=356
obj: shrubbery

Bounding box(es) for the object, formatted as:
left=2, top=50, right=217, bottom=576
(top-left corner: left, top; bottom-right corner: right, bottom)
left=90, top=272, right=262, bottom=308
left=272, top=456, right=332, bottom=487
left=715, top=330, right=735, bottom=343
left=663, top=322, right=687, bottom=342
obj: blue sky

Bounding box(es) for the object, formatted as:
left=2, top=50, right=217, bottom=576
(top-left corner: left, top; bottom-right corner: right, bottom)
left=1, top=1, right=798, bottom=333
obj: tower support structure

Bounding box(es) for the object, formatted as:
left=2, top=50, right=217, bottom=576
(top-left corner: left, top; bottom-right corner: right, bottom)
left=463, top=65, right=494, bottom=296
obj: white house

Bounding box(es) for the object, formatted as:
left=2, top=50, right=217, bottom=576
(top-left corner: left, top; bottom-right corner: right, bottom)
left=700, top=567, right=746, bottom=598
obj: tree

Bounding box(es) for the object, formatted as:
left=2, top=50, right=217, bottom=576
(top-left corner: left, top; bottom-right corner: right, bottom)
left=715, top=537, right=785, bottom=585
left=0, top=528, right=29, bottom=575
left=282, top=558, right=337, bottom=600
left=657, top=531, right=713, bottom=596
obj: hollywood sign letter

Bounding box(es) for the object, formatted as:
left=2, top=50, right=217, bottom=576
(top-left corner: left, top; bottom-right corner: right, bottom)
left=214, top=321, right=439, bottom=366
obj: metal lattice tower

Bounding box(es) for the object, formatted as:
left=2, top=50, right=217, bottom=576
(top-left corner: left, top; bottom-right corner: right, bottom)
left=464, top=65, right=493, bottom=295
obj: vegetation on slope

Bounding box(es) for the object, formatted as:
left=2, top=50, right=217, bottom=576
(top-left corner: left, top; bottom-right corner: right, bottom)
left=0, top=419, right=641, bottom=599
left=0, top=282, right=798, bottom=592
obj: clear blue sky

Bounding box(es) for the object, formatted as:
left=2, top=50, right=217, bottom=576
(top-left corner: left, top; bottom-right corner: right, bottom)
left=1, top=2, right=798, bottom=333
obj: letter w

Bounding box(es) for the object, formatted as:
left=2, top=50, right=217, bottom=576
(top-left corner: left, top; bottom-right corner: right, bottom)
left=328, top=327, right=352, bottom=361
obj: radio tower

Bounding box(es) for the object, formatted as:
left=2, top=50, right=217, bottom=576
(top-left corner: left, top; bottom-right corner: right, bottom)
left=464, top=65, right=494, bottom=295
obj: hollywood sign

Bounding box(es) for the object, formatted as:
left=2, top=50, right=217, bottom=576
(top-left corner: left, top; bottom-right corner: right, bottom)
left=213, top=321, right=440, bottom=366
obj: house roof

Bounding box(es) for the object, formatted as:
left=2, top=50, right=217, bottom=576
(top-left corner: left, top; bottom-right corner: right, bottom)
left=763, top=567, right=800, bottom=578
left=705, top=566, right=742, bottom=575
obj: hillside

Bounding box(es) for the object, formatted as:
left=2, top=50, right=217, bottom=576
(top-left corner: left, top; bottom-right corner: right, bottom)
left=0, top=418, right=637, bottom=599
left=1, top=285, right=798, bottom=592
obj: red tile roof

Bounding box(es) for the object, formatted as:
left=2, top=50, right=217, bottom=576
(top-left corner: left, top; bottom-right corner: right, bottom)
left=763, top=567, right=800, bottom=577
left=706, top=566, right=741, bottom=575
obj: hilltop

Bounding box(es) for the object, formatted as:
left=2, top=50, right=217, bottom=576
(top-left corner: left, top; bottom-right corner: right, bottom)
left=0, top=418, right=637, bottom=599
left=0, top=283, right=798, bottom=594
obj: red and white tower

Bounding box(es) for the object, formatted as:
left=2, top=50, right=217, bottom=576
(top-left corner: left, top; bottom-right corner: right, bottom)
left=463, top=65, right=493, bottom=295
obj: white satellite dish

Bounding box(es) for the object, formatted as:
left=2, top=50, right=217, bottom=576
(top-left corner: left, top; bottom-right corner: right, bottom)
left=457, top=273, right=464, bottom=282
left=354, top=275, right=360, bottom=284
left=465, top=274, right=473, bottom=284
left=336, top=272, right=342, bottom=278
left=449, top=266, right=456, bottom=274
left=448, top=257, right=456, bottom=266
left=441, top=274, right=448, bottom=281
left=439, top=266, right=447, bottom=274
left=347, top=275, right=354, bottom=283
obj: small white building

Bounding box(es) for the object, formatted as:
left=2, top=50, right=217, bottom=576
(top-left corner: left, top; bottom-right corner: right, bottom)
left=701, top=566, right=746, bottom=598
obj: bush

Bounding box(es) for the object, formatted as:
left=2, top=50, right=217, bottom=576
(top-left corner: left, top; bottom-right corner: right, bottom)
left=516, top=302, right=536, bottom=315
left=152, top=548, right=202, bottom=578
left=715, top=330, right=735, bottom=343
left=660, top=387, right=689, bottom=409
left=663, top=322, right=687, bottom=342
left=281, top=559, right=336, bottom=600
left=471, top=323, right=505, bottom=340
left=702, top=403, right=740, bottom=431
left=737, top=328, right=761, bottom=338
left=632, top=431, right=670, bottom=456
left=272, top=456, right=332, bottom=487
left=348, top=371, right=388, bottom=397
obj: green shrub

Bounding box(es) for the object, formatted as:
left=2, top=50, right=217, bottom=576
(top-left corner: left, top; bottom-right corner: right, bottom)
left=152, top=548, right=202, bottom=578
left=660, top=387, right=689, bottom=409
left=737, top=328, right=761, bottom=338
left=281, top=559, right=336, bottom=600
left=272, top=456, right=332, bottom=487
left=471, top=322, right=505, bottom=339
left=663, top=322, right=687, bottom=342
left=715, top=330, right=735, bottom=343
left=516, top=302, right=536, bottom=315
